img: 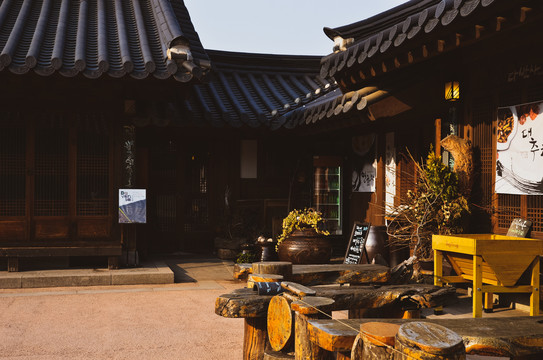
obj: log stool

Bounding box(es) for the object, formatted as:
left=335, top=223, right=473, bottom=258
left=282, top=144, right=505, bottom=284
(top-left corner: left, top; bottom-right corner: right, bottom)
left=352, top=322, right=400, bottom=360
left=291, top=297, right=335, bottom=360
left=395, top=322, right=466, bottom=360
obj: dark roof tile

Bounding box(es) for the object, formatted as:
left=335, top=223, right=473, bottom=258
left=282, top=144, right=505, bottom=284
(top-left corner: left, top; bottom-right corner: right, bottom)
left=0, top=0, right=209, bottom=80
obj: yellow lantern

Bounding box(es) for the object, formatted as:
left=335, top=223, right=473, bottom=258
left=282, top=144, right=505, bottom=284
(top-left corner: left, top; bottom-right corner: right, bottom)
left=444, top=81, right=460, bottom=101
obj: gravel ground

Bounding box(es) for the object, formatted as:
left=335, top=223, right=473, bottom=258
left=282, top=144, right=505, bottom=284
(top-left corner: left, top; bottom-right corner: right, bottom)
left=0, top=281, right=244, bottom=360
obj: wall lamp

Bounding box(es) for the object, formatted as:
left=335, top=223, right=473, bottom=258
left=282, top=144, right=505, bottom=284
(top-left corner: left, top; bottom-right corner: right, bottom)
left=445, top=81, right=460, bottom=101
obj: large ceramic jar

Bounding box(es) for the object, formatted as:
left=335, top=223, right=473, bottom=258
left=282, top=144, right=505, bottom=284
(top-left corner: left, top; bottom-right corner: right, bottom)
left=277, top=228, right=332, bottom=264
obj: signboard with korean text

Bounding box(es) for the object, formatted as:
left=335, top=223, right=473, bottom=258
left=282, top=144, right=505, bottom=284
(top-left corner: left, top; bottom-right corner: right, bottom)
left=344, top=222, right=370, bottom=264
left=496, top=100, right=543, bottom=195
left=119, top=189, right=146, bottom=223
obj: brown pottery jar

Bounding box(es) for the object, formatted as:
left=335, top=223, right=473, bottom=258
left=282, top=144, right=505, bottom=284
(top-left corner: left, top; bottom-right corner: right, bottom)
left=277, top=228, right=332, bottom=264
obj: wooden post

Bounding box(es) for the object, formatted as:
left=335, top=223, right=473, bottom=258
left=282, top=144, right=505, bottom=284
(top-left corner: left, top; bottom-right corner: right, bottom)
left=395, top=322, right=466, bottom=360
left=244, top=317, right=268, bottom=360
left=531, top=256, right=540, bottom=316
left=435, top=118, right=442, bottom=154
left=433, top=249, right=444, bottom=315
left=291, top=297, right=335, bottom=360
left=473, top=255, right=483, bottom=318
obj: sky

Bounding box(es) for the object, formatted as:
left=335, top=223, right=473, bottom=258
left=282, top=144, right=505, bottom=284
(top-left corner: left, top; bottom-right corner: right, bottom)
left=184, top=0, right=410, bottom=56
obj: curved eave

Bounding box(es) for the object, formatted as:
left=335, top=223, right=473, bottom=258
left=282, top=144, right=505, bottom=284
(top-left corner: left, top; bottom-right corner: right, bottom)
left=321, top=0, right=539, bottom=83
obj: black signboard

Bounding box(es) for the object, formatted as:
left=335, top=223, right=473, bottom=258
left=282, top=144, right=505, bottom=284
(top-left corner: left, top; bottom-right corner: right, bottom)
left=344, top=222, right=371, bottom=264
left=506, top=218, right=532, bottom=238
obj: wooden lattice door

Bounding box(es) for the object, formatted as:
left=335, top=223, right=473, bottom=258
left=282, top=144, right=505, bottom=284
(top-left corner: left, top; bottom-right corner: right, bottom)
left=0, top=114, right=113, bottom=243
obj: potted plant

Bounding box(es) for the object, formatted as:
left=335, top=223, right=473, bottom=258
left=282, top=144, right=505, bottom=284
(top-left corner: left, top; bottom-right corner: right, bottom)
left=276, top=208, right=331, bottom=264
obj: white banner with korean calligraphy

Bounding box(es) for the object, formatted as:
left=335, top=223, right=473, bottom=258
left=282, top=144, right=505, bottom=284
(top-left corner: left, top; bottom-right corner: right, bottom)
left=496, top=100, right=543, bottom=195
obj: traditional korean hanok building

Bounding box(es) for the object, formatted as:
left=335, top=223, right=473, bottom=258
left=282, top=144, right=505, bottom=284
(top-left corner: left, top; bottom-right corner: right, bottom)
left=0, top=0, right=338, bottom=270
left=294, top=0, right=543, bottom=242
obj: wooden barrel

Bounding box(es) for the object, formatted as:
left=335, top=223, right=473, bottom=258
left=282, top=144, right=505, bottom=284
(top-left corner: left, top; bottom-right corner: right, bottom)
left=395, top=322, right=466, bottom=360
left=352, top=322, right=400, bottom=360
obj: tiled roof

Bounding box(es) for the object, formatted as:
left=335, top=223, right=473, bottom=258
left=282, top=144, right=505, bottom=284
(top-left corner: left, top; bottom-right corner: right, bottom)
left=179, top=50, right=337, bottom=129
left=0, top=0, right=209, bottom=80
left=320, top=0, right=529, bottom=81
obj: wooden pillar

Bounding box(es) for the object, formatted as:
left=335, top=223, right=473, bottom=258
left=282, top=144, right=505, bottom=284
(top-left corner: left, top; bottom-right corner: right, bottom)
left=244, top=317, right=268, bottom=360
left=435, top=118, right=442, bottom=154
left=395, top=322, right=466, bottom=360
left=291, top=297, right=335, bottom=360
left=473, top=255, right=483, bottom=318
left=531, top=256, right=540, bottom=316
left=433, top=249, right=444, bottom=315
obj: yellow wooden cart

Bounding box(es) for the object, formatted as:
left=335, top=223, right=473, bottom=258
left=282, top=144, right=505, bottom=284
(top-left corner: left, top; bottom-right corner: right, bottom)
left=433, top=234, right=543, bottom=318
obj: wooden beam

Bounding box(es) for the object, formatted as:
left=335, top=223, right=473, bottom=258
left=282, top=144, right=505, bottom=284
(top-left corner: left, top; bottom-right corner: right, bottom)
left=475, top=25, right=485, bottom=39
left=520, top=7, right=532, bottom=22
left=437, top=39, right=445, bottom=53
left=496, top=16, right=506, bottom=31
left=456, top=33, right=462, bottom=47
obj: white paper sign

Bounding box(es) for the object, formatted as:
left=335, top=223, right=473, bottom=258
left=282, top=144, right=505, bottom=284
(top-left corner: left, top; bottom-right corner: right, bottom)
left=119, top=189, right=147, bottom=223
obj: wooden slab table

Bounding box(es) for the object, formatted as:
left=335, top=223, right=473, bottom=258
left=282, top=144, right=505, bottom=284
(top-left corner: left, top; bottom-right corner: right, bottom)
left=433, top=234, right=543, bottom=317
left=307, top=316, right=543, bottom=358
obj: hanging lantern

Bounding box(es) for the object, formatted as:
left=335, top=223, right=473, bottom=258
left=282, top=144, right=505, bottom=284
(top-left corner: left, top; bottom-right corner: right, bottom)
left=444, top=81, right=460, bottom=101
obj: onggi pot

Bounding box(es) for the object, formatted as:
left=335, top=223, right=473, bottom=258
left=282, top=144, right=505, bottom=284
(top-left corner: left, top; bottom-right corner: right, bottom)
left=277, top=228, right=332, bottom=264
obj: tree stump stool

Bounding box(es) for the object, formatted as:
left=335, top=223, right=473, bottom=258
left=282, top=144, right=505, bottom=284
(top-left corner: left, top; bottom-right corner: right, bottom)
left=291, top=297, right=335, bottom=360
left=352, top=322, right=400, bottom=360
left=395, top=322, right=466, bottom=360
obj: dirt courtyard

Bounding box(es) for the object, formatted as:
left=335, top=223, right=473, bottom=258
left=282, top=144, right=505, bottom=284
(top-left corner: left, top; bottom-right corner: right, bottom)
left=0, top=280, right=244, bottom=359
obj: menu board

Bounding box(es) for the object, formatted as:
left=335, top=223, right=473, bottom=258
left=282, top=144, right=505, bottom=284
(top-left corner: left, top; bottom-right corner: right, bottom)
left=506, top=218, right=532, bottom=238
left=344, top=222, right=370, bottom=264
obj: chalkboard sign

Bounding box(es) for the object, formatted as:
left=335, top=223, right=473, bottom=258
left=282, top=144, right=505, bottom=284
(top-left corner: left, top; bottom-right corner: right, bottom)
left=507, top=218, right=532, bottom=238
left=344, top=222, right=371, bottom=264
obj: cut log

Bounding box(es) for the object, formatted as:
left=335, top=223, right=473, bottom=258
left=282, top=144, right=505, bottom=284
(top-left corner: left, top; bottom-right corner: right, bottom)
left=267, top=295, right=294, bottom=352
left=357, top=322, right=400, bottom=360
left=396, top=322, right=465, bottom=360
left=215, top=288, right=273, bottom=318
left=291, top=297, right=335, bottom=360
left=290, top=264, right=390, bottom=285
left=350, top=333, right=364, bottom=360
left=263, top=349, right=294, bottom=359
left=281, top=281, right=316, bottom=297
left=234, top=263, right=253, bottom=280
left=248, top=274, right=284, bottom=288
left=291, top=296, right=335, bottom=315
left=253, top=262, right=293, bottom=279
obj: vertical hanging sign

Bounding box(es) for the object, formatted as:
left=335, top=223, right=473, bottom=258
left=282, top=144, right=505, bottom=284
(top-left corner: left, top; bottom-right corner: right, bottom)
left=122, top=125, right=136, bottom=188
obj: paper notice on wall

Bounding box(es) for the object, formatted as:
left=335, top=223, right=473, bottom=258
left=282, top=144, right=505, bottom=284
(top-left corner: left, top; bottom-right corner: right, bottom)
left=496, top=100, right=543, bottom=195
left=119, top=189, right=147, bottom=223
left=352, top=134, right=376, bottom=193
